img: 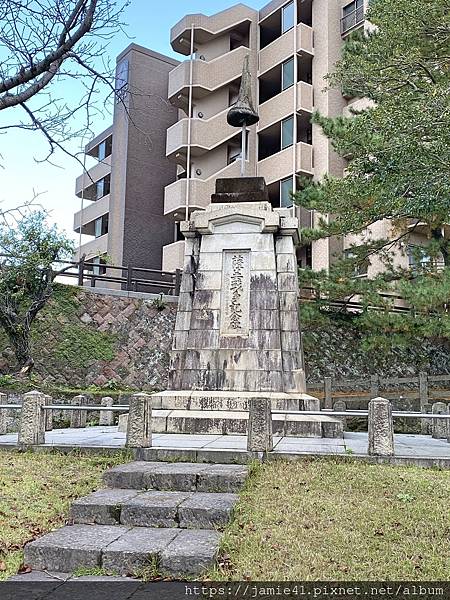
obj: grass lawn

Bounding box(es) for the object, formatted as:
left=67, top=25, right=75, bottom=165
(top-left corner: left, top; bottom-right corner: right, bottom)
left=211, top=459, right=450, bottom=581
left=0, top=450, right=129, bottom=581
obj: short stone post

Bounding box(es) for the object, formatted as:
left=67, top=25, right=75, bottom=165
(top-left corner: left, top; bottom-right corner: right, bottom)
left=333, top=399, right=347, bottom=430
left=247, top=397, right=273, bottom=453
left=44, top=395, right=53, bottom=431
left=419, top=371, right=430, bottom=434
left=0, top=392, right=8, bottom=435
left=447, top=405, right=450, bottom=444
left=324, top=377, right=332, bottom=410
left=431, top=402, right=448, bottom=439
left=99, top=396, right=114, bottom=426
left=18, top=390, right=46, bottom=447
left=126, top=392, right=152, bottom=448
left=368, top=397, right=394, bottom=457
left=370, top=375, right=379, bottom=399
left=70, top=395, right=87, bottom=428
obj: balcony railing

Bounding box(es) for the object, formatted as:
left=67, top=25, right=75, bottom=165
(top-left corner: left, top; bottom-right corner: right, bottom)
left=341, top=6, right=365, bottom=35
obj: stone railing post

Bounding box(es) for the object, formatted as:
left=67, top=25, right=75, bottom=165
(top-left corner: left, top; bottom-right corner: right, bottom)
left=44, top=395, right=53, bottom=431
left=431, top=402, right=447, bottom=439
left=368, top=397, right=394, bottom=457
left=419, top=371, right=430, bottom=434
left=370, top=375, right=379, bottom=399
left=247, top=397, right=273, bottom=453
left=324, top=377, right=332, bottom=410
left=70, top=395, right=87, bottom=428
left=99, top=396, right=114, bottom=426
left=18, top=390, right=46, bottom=448
left=126, top=392, right=152, bottom=448
left=447, top=405, right=450, bottom=444
left=0, top=392, right=8, bottom=435
left=333, top=399, right=347, bottom=430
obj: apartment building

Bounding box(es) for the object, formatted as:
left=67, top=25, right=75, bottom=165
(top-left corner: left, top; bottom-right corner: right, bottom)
left=74, top=44, right=179, bottom=273
left=161, top=0, right=373, bottom=274
left=74, top=1, right=434, bottom=280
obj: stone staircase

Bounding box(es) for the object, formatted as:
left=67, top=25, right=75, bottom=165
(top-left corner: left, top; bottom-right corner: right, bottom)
left=23, top=461, right=248, bottom=579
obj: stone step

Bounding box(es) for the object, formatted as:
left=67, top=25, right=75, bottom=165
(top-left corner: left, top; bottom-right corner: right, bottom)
left=119, top=410, right=343, bottom=438
left=103, top=461, right=248, bottom=493
left=70, top=488, right=237, bottom=530
left=24, top=523, right=220, bottom=577
left=150, top=390, right=316, bottom=412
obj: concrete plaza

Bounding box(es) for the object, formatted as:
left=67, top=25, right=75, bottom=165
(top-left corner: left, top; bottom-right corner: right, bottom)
left=0, top=427, right=449, bottom=464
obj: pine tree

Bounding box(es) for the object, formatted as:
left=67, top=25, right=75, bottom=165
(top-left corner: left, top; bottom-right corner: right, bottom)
left=295, top=0, right=450, bottom=350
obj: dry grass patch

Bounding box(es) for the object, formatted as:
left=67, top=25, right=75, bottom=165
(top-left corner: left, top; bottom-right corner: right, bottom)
left=211, top=459, right=450, bottom=581
left=0, top=450, right=129, bottom=580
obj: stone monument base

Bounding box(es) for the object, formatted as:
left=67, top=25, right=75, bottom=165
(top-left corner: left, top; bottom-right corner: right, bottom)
left=117, top=390, right=344, bottom=439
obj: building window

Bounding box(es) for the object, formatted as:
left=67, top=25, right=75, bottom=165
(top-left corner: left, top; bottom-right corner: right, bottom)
left=282, top=58, right=295, bottom=91
left=92, top=256, right=107, bottom=276
left=97, top=137, right=112, bottom=161
left=282, top=2, right=295, bottom=34
left=281, top=116, right=294, bottom=149
left=115, top=59, right=129, bottom=102
left=341, top=0, right=364, bottom=34
left=96, top=175, right=110, bottom=200
left=280, top=178, right=294, bottom=208
left=407, top=245, right=432, bottom=271
left=94, top=214, right=108, bottom=238
left=344, top=248, right=369, bottom=277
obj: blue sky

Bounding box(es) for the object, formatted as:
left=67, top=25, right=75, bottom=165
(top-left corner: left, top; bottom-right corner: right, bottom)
left=0, top=0, right=267, bottom=242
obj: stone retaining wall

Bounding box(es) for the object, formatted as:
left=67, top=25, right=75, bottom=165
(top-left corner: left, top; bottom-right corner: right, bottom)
left=2, top=285, right=450, bottom=392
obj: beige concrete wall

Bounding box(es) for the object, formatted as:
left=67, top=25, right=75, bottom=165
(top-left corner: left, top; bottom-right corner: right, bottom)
left=259, top=24, right=314, bottom=76
left=259, top=82, right=313, bottom=131
left=79, top=233, right=108, bottom=260
left=162, top=240, right=186, bottom=272
left=75, top=155, right=112, bottom=197
left=258, top=142, right=313, bottom=184
left=171, top=5, right=257, bottom=54
left=73, top=194, right=110, bottom=232
left=310, top=0, right=348, bottom=271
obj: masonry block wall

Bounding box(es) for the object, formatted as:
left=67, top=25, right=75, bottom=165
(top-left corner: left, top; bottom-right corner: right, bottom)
left=1, top=285, right=450, bottom=391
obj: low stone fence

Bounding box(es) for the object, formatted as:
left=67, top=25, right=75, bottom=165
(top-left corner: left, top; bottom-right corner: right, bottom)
left=1, top=392, right=449, bottom=458
left=0, top=391, right=136, bottom=434
left=309, top=372, right=450, bottom=434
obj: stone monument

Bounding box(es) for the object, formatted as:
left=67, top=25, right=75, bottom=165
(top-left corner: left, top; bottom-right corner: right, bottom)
left=121, top=56, right=342, bottom=439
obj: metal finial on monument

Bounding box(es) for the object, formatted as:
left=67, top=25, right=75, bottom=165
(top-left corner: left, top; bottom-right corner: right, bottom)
left=227, top=54, right=259, bottom=177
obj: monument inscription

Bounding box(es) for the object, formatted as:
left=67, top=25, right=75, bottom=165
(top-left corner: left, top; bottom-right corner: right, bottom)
left=220, top=250, right=250, bottom=337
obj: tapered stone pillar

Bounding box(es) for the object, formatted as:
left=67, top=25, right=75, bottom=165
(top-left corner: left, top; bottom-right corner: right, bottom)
left=368, top=397, right=394, bottom=456
left=126, top=392, right=152, bottom=448
left=247, top=397, right=273, bottom=452
left=18, top=391, right=46, bottom=447
left=432, top=402, right=448, bottom=439
left=99, top=396, right=114, bottom=426
left=168, top=177, right=306, bottom=394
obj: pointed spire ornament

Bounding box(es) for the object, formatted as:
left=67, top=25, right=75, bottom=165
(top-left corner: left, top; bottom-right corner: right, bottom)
left=227, top=54, right=259, bottom=128
left=227, top=54, right=259, bottom=176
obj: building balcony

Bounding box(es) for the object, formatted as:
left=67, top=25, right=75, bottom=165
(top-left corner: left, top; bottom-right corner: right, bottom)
left=76, top=234, right=108, bottom=261
left=75, top=154, right=112, bottom=199
left=170, top=4, right=256, bottom=55
left=168, top=46, right=249, bottom=109
left=166, top=108, right=238, bottom=161
left=164, top=161, right=241, bottom=219
left=259, top=82, right=313, bottom=131
left=73, top=195, right=110, bottom=234
left=407, top=219, right=450, bottom=239
left=84, top=126, right=113, bottom=158
left=162, top=240, right=185, bottom=273
left=258, top=142, right=313, bottom=185
left=259, top=24, right=313, bottom=77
